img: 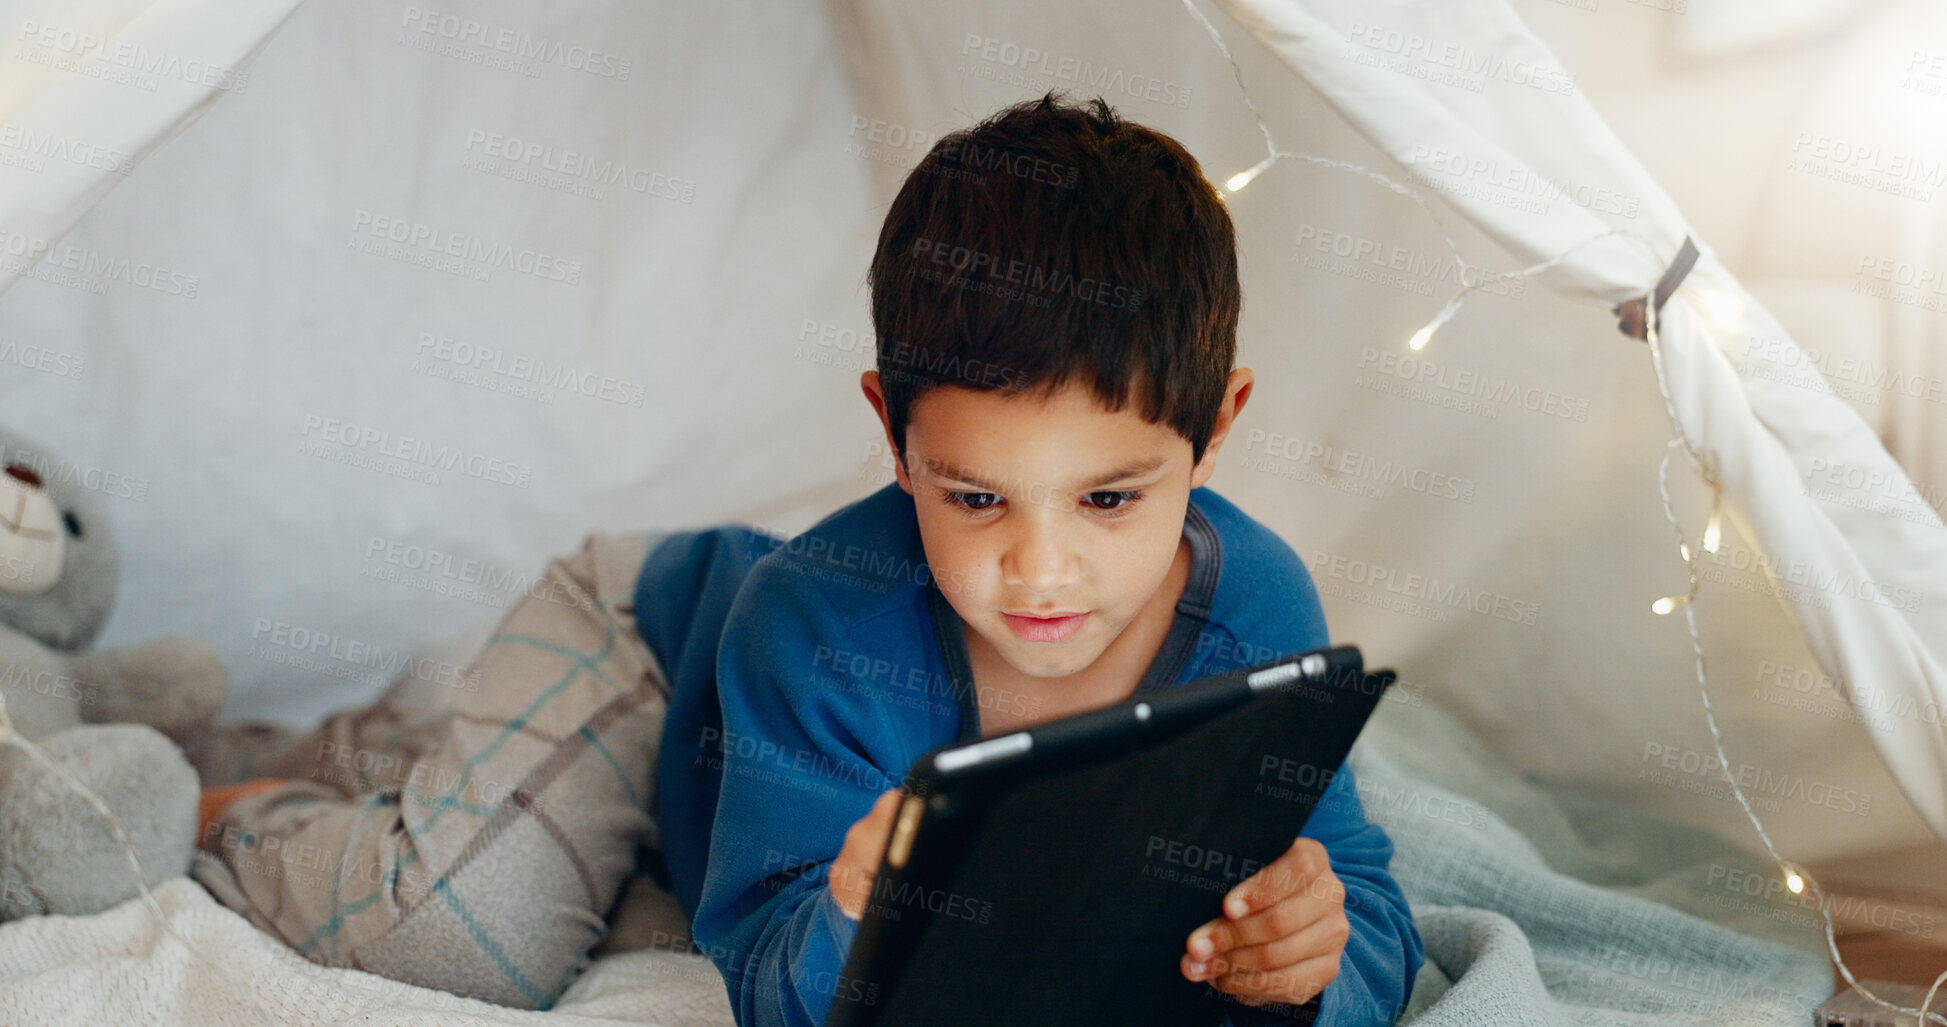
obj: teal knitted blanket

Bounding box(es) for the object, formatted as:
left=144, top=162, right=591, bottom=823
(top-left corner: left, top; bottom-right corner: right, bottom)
left=1349, top=693, right=1835, bottom=1026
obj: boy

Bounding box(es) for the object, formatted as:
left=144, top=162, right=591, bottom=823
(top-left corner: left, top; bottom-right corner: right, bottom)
left=664, top=92, right=1424, bottom=1026
left=190, top=90, right=1421, bottom=1023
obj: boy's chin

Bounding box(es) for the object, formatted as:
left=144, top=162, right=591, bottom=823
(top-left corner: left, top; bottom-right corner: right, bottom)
left=985, top=632, right=1106, bottom=681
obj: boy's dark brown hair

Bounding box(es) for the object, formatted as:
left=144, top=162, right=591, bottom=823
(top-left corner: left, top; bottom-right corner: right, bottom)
left=867, top=90, right=1239, bottom=471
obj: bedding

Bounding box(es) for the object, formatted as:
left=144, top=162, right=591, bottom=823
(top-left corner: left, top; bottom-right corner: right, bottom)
left=0, top=679, right=1832, bottom=1026
left=1357, top=690, right=1834, bottom=1024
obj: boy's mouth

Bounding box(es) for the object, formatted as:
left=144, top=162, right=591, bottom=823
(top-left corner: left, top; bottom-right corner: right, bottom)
left=1002, top=611, right=1088, bottom=642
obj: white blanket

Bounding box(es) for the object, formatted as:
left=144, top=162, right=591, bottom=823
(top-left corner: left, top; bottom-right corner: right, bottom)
left=0, top=691, right=1834, bottom=1027
left=0, top=875, right=735, bottom=1026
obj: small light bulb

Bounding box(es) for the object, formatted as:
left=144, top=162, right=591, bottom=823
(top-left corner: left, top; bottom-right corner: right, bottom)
left=1786, top=872, right=1804, bottom=894
left=1703, top=507, right=1722, bottom=554
left=1651, top=595, right=1687, bottom=615
left=1408, top=324, right=1436, bottom=351
left=1225, top=155, right=1277, bottom=193
left=1679, top=543, right=1691, bottom=562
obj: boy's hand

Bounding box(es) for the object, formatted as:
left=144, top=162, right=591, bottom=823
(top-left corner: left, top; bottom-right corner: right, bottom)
left=829, top=788, right=903, bottom=920
left=1181, top=837, right=1349, bottom=1008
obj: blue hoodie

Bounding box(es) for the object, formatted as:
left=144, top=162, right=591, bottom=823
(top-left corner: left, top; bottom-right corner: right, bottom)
left=634, top=481, right=1423, bottom=1027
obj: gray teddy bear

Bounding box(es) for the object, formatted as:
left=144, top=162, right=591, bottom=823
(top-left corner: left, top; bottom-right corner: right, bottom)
left=0, top=427, right=229, bottom=920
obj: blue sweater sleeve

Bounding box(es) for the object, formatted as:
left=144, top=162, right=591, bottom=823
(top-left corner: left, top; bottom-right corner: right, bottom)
left=690, top=558, right=905, bottom=1027
left=1218, top=762, right=1424, bottom=1026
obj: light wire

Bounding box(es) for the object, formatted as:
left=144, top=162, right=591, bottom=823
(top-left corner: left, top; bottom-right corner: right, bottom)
left=1181, top=0, right=1947, bottom=1020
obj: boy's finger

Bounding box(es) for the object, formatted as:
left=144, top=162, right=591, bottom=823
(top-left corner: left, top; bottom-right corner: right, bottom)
left=1186, top=883, right=1340, bottom=959
left=1201, top=907, right=1350, bottom=976
left=1208, top=951, right=1341, bottom=1006
left=1221, top=837, right=1328, bottom=920
left=849, top=789, right=903, bottom=846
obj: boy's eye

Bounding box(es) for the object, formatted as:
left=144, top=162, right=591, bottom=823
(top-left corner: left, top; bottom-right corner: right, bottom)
left=947, top=491, right=1002, bottom=512
left=940, top=490, right=1145, bottom=514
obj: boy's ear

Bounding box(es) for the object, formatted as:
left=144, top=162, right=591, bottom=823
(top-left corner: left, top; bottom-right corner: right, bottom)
left=1190, top=368, right=1255, bottom=490
left=860, top=371, right=914, bottom=494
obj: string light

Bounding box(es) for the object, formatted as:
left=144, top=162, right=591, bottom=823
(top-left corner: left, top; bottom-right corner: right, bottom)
left=1643, top=296, right=1947, bottom=1027
left=1183, top=0, right=1654, bottom=355
left=1696, top=286, right=1744, bottom=329
left=1225, top=155, right=1277, bottom=193
left=1181, top=0, right=1946, bottom=1021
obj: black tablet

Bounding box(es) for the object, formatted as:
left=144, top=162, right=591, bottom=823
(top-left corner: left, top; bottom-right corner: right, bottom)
left=823, top=644, right=1394, bottom=1027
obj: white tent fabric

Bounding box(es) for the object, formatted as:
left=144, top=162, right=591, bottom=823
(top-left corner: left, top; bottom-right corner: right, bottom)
left=1212, top=0, right=1947, bottom=843
left=1, top=0, right=1941, bottom=961
left=0, top=0, right=302, bottom=298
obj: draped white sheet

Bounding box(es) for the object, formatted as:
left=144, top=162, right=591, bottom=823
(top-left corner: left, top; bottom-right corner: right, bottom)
left=1212, top=0, right=1947, bottom=843
left=0, top=0, right=301, bottom=297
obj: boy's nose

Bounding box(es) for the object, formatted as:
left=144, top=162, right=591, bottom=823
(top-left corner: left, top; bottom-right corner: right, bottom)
left=1003, top=522, right=1078, bottom=594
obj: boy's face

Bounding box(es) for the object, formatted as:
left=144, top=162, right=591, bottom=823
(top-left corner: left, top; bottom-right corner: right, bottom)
left=861, top=369, right=1253, bottom=686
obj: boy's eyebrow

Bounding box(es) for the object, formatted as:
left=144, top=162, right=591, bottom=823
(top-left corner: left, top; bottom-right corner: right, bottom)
left=930, top=456, right=1167, bottom=492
